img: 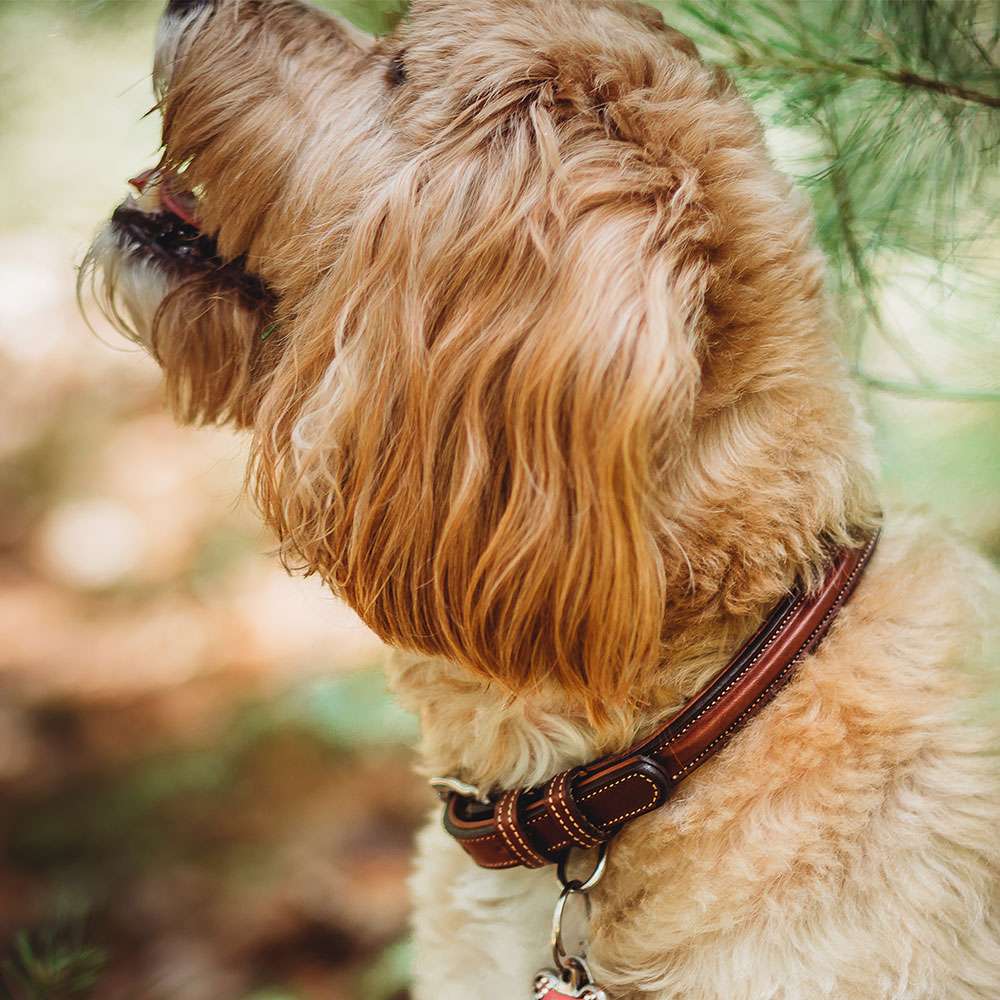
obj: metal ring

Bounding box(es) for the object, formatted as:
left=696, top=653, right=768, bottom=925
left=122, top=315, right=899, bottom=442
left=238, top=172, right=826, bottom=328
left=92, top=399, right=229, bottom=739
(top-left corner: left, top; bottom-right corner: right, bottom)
left=428, top=775, right=490, bottom=804
left=551, top=883, right=592, bottom=972
left=557, top=842, right=608, bottom=892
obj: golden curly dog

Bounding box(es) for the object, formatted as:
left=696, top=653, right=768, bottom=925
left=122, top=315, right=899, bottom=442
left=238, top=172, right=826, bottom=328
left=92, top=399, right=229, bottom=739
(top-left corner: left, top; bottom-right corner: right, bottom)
left=82, top=1, right=1000, bottom=996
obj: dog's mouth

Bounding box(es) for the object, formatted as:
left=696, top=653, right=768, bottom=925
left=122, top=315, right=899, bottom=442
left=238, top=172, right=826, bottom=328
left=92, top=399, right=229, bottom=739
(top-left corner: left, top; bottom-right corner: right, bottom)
left=111, top=168, right=271, bottom=303
left=112, top=169, right=213, bottom=266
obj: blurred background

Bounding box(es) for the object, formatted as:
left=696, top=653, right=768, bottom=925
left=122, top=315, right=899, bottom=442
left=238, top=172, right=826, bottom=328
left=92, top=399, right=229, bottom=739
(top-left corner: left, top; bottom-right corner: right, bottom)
left=0, top=1, right=996, bottom=998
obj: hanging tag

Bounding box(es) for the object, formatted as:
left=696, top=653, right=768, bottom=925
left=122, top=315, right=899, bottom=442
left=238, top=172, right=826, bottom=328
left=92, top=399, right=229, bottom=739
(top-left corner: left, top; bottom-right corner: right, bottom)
left=533, top=963, right=608, bottom=999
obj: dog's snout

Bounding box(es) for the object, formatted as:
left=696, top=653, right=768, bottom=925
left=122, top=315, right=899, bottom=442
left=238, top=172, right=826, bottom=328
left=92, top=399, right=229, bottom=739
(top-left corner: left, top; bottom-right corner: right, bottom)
left=166, top=0, right=213, bottom=15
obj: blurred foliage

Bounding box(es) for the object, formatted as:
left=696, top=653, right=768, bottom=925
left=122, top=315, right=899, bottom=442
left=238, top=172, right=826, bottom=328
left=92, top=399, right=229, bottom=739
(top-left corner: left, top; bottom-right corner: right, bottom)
left=649, top=0, right=1000, bottom=547
left=327, top=1, right=408, bottom=35
left=358, top=940, right=413, bottom=1000
left=1, top=929, right=106, bottom=1000
left=2, top=670, right=421, bottom=999
left=267, top=672, right=418, bottom=750
left=0, top=7, right=421, bottom=994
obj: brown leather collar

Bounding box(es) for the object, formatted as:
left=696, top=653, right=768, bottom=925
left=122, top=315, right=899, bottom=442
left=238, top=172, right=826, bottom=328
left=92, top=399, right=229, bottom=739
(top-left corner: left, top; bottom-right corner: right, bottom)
left=440, top=531, right=880, bottom=869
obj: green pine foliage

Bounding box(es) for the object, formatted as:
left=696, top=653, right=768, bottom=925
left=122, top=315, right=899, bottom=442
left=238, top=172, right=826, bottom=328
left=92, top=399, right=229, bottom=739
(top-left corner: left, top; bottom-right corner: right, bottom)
left=653, top=0, right=1000, bottom=400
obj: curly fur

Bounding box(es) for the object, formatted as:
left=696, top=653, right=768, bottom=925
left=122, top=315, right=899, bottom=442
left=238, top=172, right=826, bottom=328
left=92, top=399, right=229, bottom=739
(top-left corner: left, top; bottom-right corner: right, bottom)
left=81, top=1, right=1000, bottom=997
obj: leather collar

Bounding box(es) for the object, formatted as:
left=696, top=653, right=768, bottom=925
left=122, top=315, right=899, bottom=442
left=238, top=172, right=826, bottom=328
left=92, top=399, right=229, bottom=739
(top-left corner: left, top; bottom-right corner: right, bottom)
left=439, top=531, right=880, bottom=870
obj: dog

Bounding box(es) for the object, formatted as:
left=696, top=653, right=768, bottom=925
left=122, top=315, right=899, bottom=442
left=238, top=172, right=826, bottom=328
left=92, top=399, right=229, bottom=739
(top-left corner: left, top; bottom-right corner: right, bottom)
left=81, top=1, right=1000, bottom=997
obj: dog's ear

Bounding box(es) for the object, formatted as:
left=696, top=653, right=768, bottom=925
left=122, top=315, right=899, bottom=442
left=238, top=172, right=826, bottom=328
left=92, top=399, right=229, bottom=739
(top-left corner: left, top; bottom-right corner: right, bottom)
left=247, top=0, right=871, bottom=723
left=251, top=11, right=725, bottom=726
left=536, top=3, right=735, bottom=166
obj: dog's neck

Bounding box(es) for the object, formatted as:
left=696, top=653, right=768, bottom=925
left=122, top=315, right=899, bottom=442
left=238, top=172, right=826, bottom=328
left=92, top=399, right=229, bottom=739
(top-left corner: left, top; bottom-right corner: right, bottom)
left=388, top=353, right=880, bottom=794
left=387, top=585, right=796, bottom=795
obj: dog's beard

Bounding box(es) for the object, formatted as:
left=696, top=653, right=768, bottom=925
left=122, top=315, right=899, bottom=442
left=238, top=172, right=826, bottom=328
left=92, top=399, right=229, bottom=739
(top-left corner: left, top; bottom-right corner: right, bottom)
left=81, top=224, right=172, bottom=348
left=80, top=170, right=278, bottom=426
left=82, top=169, right=269, bottom=340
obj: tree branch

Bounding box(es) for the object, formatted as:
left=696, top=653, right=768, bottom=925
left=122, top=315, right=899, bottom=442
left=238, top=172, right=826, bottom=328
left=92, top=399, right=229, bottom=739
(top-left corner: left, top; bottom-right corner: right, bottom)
left=853, top=371, right=1000, bottom=403
left=728, top=52, right=1000, bottom=109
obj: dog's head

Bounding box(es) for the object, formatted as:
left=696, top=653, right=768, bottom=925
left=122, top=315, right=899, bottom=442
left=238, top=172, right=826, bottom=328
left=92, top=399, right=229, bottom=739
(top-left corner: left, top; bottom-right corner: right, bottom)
left=83, top=0, right=873, bottom=725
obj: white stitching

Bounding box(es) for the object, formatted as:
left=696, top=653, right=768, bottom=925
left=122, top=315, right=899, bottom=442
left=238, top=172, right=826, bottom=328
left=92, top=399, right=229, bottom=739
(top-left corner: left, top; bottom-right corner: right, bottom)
left=478, top=857, right=522, bottom=869
left=472, top=772, right=664, bottom=857
left=457, top=536, right=878, bottom=863
left=495, top=792, right=532, bottom=867
left=661, top=598, right=804, bottom=747
left=671, top=534, right=878, bottom=780
left=549, top=771, right=601, bottom=848
left=546, top=773, right=576, bottom=843
left=496, top=792, right=524, bottom=865
left=561, top=773, right=603, bottom=847
left=464, top=829, right=501, bottom=844
left=606, top=792, right=664, bottom=825
left=599, top=774, right=662, bottom=825
left=503, top=790, right=546, bottom=866
left=580, top=773, right=648, bottom=803
left=580, top=773, right=660, bottom=825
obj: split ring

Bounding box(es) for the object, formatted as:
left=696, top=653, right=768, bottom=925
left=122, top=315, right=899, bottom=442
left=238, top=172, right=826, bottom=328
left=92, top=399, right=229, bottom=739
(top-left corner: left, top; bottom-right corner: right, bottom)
left=551, top=882, right=592, bottom=972
left=557, top=842, right=608, bottom=892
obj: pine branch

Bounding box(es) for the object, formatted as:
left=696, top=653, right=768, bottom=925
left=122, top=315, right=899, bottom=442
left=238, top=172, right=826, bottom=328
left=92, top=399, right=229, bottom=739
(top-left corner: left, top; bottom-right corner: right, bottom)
left=728, top=52, right=1000, bottom=108
left=854, top=371, right=1000, bottom=403
left=820, top=114, right=934, bottom=385
left=660, top=0, right=1000, bottom=403
left=1, top=930, right=106, bottom=1000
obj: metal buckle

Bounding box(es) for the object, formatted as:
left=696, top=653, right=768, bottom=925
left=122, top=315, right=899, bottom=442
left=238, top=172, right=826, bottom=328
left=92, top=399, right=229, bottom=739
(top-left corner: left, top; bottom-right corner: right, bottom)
left=428, top=775, right=491, bottom=804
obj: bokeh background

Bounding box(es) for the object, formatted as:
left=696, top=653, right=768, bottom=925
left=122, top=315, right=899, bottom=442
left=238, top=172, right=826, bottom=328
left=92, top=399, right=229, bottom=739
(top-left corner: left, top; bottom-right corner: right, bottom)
left=0, top=1, right=996, bottom=998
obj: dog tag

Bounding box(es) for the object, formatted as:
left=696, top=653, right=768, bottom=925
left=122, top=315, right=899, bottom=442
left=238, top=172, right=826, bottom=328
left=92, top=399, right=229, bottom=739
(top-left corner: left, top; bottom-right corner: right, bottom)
left=533, top=966, right=608, bottom=1000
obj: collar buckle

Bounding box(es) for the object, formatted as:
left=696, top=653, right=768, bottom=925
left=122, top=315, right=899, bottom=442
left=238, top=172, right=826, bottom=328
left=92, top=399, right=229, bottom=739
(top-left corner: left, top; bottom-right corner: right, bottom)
left=429, top=775, right=491, bottom=804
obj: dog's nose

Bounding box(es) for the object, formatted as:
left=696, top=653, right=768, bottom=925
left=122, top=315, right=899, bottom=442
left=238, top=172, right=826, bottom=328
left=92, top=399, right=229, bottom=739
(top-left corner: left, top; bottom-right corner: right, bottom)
left=166, top=0, right=213, bottom=14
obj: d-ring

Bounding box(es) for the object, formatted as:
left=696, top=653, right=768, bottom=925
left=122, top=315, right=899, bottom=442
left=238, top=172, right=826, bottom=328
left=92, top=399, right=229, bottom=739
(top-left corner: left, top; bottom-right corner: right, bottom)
left=557, top=842, right=608, bottom=892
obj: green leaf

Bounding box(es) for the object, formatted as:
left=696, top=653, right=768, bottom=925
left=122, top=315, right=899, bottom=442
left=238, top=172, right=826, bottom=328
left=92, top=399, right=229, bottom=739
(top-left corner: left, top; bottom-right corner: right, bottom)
left=318, top=1, right=409, bottom=35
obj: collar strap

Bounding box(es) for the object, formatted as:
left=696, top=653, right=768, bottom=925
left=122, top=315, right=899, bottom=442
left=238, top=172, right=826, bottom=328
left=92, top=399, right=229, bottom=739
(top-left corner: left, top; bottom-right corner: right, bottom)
left=441, top=530, right=880, bottom=870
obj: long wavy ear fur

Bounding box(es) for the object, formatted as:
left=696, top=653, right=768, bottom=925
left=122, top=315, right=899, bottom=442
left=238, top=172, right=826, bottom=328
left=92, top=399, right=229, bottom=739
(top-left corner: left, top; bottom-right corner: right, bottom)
left=252, top=63, right=709, bottom=724
left=252, top=0, right=877, bottom=726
